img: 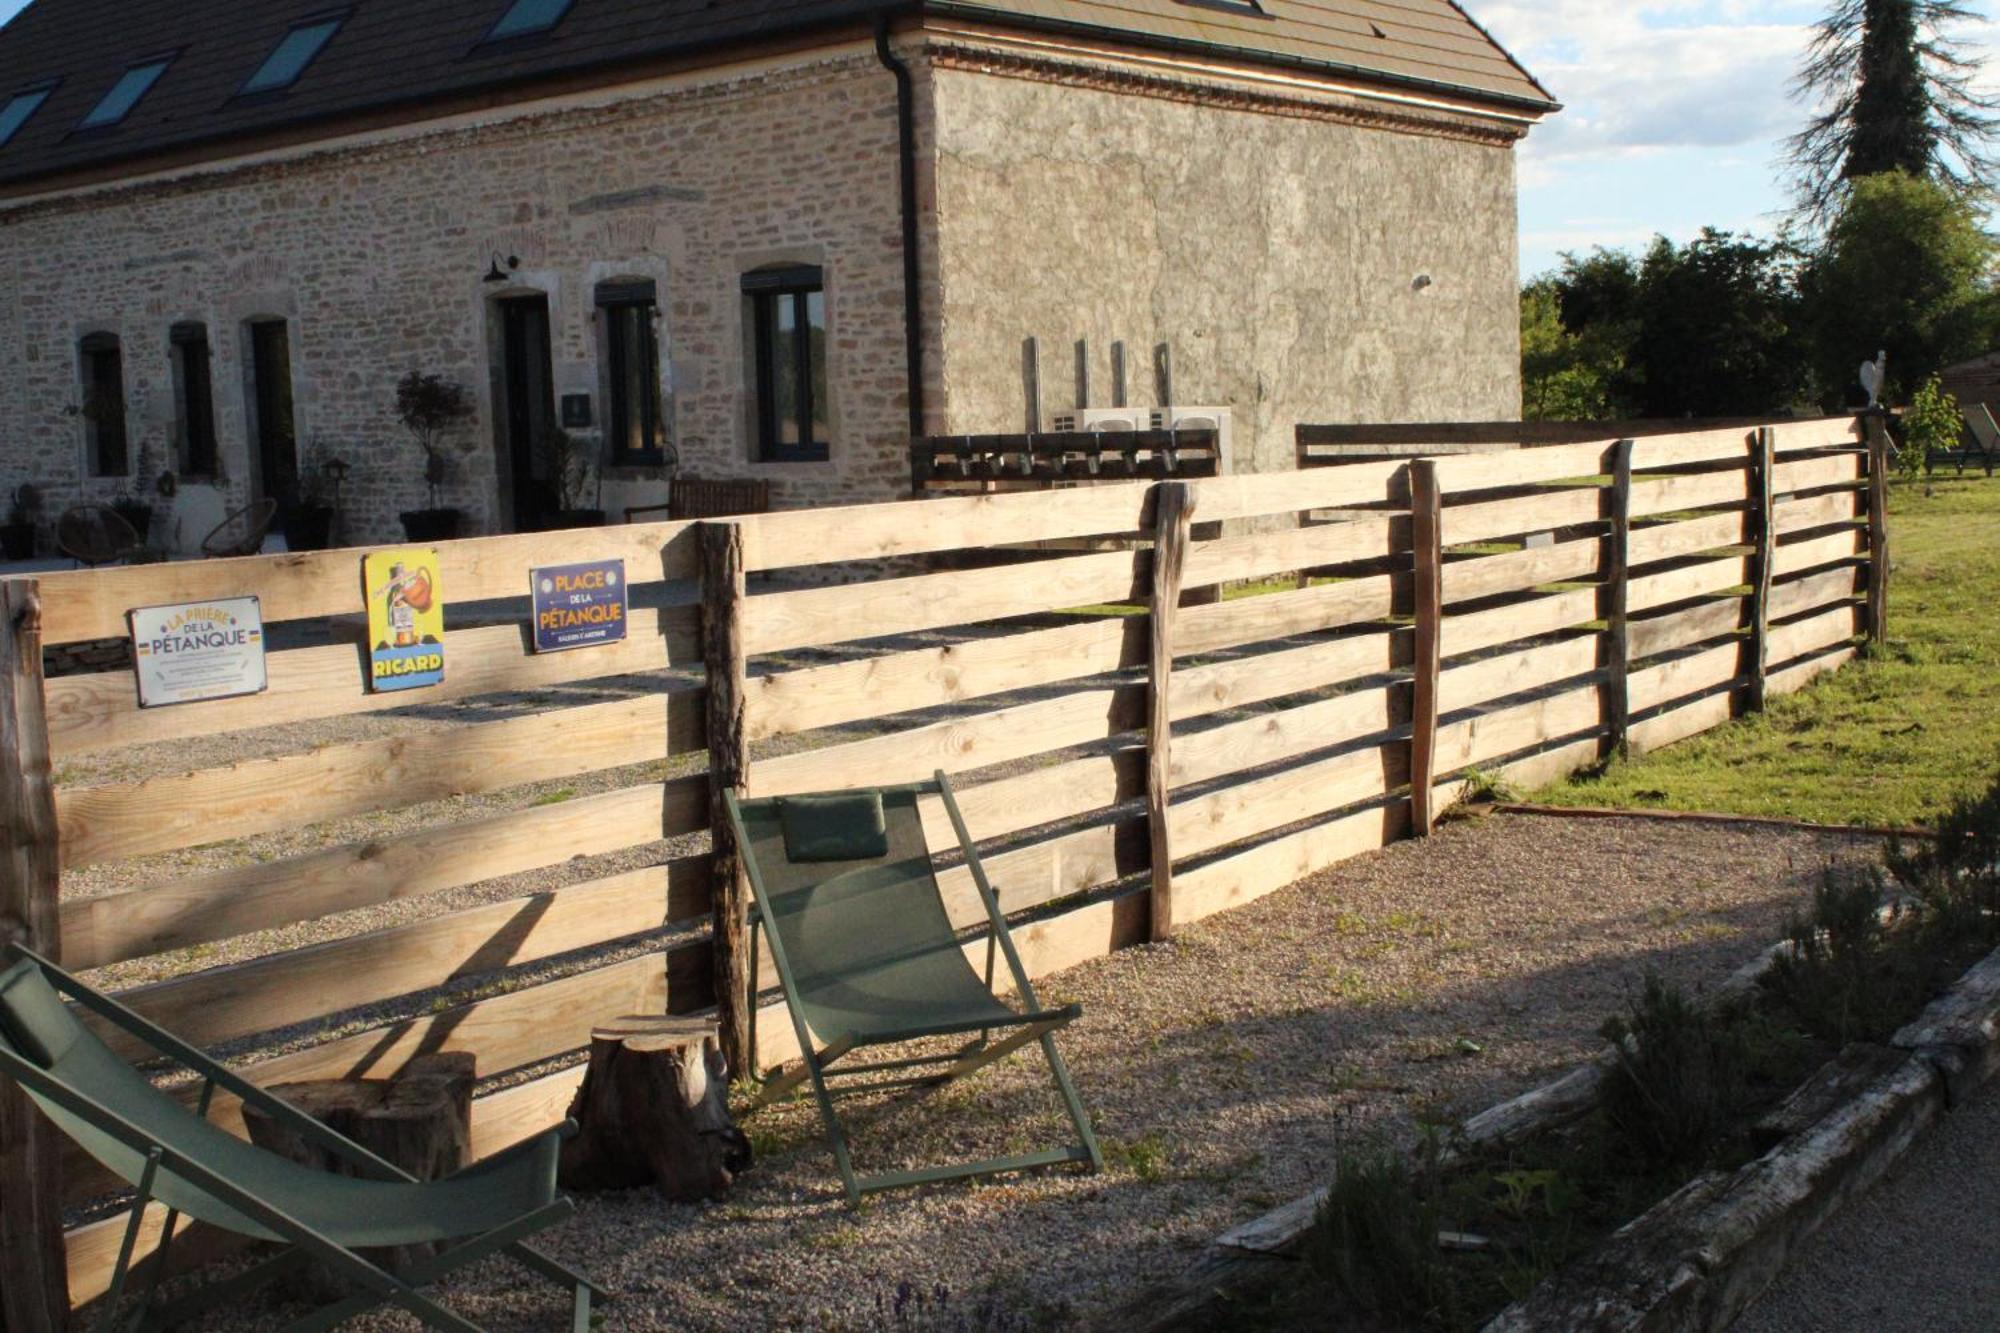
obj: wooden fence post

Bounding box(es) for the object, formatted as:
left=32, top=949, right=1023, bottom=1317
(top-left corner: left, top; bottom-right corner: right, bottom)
left=1601, top=440, right=1634, bottom=757
left=0, top=579, right=69, bottom=1331
left=1866, top=413, right=1891, bottom=646
left=1745, top=427, right=1776, bottom=713
left=1408, top=462, right=1443, bottom=836
left=1147, top=483, right=1194, bottom=941
left=699, top=526, right=752, bottom=1081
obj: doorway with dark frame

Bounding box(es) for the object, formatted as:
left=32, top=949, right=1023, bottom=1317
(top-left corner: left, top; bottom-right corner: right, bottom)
left=247, top=319, right=299, bottom=521
left=496, top=294, right=557, bottom=532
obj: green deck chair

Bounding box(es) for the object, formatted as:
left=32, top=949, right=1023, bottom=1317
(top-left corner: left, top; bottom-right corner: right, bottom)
left=725, top=770, right=1103, bottom=1205
left=0, top=946, right=603, bottom=1333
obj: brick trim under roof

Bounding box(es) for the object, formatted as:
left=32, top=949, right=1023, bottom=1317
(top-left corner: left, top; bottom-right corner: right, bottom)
left=0, top=0, right=1555, bottom=195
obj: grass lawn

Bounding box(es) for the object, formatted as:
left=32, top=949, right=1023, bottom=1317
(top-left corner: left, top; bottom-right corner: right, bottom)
left=1530, top=474, right=2000, bottom=829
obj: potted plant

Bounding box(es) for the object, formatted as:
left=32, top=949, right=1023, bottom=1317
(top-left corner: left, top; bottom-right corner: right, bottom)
left=2, top=483, right=39, bottom=561
left=394, top=371, right=475, bottom=542
left=287, top=438, right=345, bottom=551
left=539, top=424, right=604, bottom=528
left=110, top=440, right=157, bottom=542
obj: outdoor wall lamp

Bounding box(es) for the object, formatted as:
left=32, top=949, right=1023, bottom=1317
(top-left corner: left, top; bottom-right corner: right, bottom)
left=483, top=254, right=521, bottom=283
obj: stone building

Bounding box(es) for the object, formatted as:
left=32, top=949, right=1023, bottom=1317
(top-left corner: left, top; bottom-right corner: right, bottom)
left=0, top=0, right=1553, bottom=551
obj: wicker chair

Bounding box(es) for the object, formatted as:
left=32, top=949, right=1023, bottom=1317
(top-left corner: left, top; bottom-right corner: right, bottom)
left=55, top=504, right=143, bottom=567
left=200, top=498, right=280, bottom=559
left=624, top=477, right=772, bottom=523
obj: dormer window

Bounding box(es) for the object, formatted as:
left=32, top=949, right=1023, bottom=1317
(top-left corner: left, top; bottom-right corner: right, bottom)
left=0, top=85, right=54, bottom=149
left=485, top=0, right=573, bottom=43
left=240, top=16, right=345, bottom=97
left=78, top=58, right=172, bottom=130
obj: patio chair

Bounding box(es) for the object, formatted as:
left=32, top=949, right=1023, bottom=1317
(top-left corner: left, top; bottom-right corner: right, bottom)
left=55, top=504, right=144, bottom=566
left=200, top=497, right=279, bottom=558
left=1962, top=403, right=2000, bottom=477
left=624, top=476, right=770, bottom=523
left=0, top=946, right=602, bottom=1332
left=724, top=771, right=1103, bottom=1205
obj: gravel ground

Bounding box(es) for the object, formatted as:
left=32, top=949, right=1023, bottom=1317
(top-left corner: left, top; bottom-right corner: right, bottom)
left=1731, top=1069, right=2000, bottom=1333
left=160, top=811, right=1881, bottom=1332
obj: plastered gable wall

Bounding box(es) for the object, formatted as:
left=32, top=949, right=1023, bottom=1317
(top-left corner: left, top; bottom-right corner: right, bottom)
left=0, top=50, right=915, bottom=550
left=925, top=59, right=1524, bottom=472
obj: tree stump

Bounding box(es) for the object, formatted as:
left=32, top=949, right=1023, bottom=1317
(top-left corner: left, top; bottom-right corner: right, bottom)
left=559, top=1015, right=750, bottom=1199
left=241, top=1051, right=474, bottom=1297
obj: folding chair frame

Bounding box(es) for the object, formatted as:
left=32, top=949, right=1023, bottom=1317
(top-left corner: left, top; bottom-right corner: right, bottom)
left=0, top=946, right=603, bottom=1333
left=725, top=771, right=1103, bottom=1206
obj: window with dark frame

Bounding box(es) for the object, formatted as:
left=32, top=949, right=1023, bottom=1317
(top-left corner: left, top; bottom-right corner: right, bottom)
left=239, top=15, right=345, bottom=97
left=0, top=84, right=55, bottom=149
left=78, top=57, right=172, bottom=130
left=79, top=332, right=129, bottom=477
left=170, top=322, right=218, bottom=478
left=597, top=280, right=668, bottom=466
left=743, top=264, right=828, bottom=463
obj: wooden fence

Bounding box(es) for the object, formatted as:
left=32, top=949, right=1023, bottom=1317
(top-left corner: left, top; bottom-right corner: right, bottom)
left=0, top=416, right=1883, bottom=1325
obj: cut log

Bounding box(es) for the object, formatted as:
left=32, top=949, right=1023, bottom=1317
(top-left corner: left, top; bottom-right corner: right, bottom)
left=559, top=1015, right=750, bottom=1199
left=242, top=1051, right=474, bottom=1297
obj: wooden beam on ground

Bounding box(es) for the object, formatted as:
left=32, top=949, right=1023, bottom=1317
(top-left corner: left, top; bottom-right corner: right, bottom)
left=0, top=580, right=68, bottom=1330
left=701, top=522, right=752, bottom=1081
left=1602, top=439, right=1634, bottom=756
left=1408, top=461, right=1443, bottom=836
left=1147, top=483, right=1193, bottom=940
left=1746, top=426, right=1776, bottom=714
left=1866, top=414, right=1891, bottom=646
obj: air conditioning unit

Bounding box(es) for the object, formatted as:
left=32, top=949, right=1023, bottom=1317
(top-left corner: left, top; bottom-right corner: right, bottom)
left=1149, top=406, right=1233, bottom=475
left=1050, top=408, right=1148, bottom=434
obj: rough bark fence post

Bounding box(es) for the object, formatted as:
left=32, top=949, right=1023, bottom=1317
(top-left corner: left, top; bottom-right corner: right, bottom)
left=1407, top=461, right=1443, bottom=836
left=0, top=579, right=69, bottom=1332
left=1866, top=413, right=1891, bottom=646
left=1602, top=440, right=1634, bottom=755
left=699, top=524, right=752, bottom=1082
left=1147, top=482, right=1194, bottom=942
left=1746, top=427, right=1776, bottom=714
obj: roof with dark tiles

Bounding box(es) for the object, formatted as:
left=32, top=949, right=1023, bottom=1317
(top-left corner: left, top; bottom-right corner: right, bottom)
left=0, top=0, right=1552, bottom=195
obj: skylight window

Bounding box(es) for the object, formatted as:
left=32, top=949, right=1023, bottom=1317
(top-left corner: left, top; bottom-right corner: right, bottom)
left=486, top=0, right=573, bottom=42
left=78, top=59, right=171, bottom=130
left=240, top=17, right=345, bottom=96
left=0, top=85, right=52, bottom=149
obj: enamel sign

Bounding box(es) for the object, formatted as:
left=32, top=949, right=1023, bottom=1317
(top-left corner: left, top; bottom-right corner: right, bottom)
left=531, top=558, right=628, bottom=653
left=129, top=597, right=267, bottom=708
left=363, top=547, right=445, bottom=692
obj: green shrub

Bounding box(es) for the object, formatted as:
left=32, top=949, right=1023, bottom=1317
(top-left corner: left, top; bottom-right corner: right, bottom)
left=1597, top=974, right=1748, bottom=1169
left=1761, top=867, right=1920, bottom=1043
left=1302, top=1133, right=1461, bottom=1327
left=1902, top=375, right=1963, bottom=479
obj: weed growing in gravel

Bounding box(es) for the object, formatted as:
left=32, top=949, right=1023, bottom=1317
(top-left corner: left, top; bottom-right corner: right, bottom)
left=1101, top=1131, right=1172, bottom=1182
left=1598, top=973, right=1750, bottom=1169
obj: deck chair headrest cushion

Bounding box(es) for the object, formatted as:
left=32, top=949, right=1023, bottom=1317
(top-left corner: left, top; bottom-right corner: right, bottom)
left=0, top=959, right=80, bottom=1069
left=780, top=792, right=889, bottom=862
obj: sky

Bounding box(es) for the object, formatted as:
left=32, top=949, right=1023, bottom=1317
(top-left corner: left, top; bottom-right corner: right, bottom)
left=1478, top=0, right=2000, bottom=278
left=0, top=0, right=1994, bottom=280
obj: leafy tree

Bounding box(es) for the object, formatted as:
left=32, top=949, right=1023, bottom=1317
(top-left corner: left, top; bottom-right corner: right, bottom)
left=1521, top=281, right=1618, bottom=421
left=1799, top=172, right=2000, bottom=405
left=1628, top=230, right=1812, bottom=418
left=1902, top=374, right=1964, bottom=476
left=1789, top=0, right=1999, bottom=224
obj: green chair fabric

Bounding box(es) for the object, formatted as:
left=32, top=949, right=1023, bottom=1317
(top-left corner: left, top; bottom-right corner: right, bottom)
left=728, top=772, right=1102, bottom=1204
left=0, top=948, right=601, bottom=1333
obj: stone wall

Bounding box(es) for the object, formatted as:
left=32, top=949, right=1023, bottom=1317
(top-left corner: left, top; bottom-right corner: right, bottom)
left=924, top=51, right=1526, bottom=473
left=0, top=48, right=917, bottom=551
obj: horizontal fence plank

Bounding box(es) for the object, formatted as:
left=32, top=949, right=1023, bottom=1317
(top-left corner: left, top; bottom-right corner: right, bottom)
left=1171, top=687, right=1400, bottom=789
left=1441, top=538, right=1601, bottom=606
left=1768, top=603, right=1861, bottom=665
left=61, top=775, right=707, bottom=971
left=1774, top=453, right=1863, bottom=494
left=1188, top=467, right=1404, bottom=522
left=1628, top=511, right=1748, bottom=567
left=1629, top=689, right=1735, bottom=755
left=738, top=484, right=1154, bottom=573
left=1440, top=587, right=1599, bottom=660
left=743, top=549, right=1145, bottom=656
left=1169, top=630, right=1405, bottom=719
left=1774, top=489, right=1863, bottom=536
left=33, top=523, right=698, bottom=647
left=1772, top=527, right=1865, bottom=579
left=1176, top=573, right=1402, bottom=656
left=1629, top=642, right=1742, bottom=715
left=1438, top=636, right=1600, bottom=716
left=1441, top=486, right=1602, bottom=546
left=1629, top=555, right=1752, bottom=615
left=1628, top=597, right=1744, bottom=661
left=98, top=859, right=709, bottom=1058
left=1770, top=566, right=1862, bottom=622
left=748, top=617, right=1142, bottom=742
left=46, top=605, right=701, bottom=758
left=1175, top=801, right=1408, bottom=927
left=1170, top=739, right=1407, bottom=863
left=1768, top=417, right=1864, bottom=454
left=1435, top=682, right=1603, bottom=776
left=59, top=689, right=704, bottom=868
left=1182, top=515, right=1399, bottom=586
left=1767, top=644, right=1856, bottom=694
left=1629, top=468, right=1749, bottom=520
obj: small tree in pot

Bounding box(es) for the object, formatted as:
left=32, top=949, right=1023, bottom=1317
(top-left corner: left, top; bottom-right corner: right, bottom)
left=540, top=425, right=604, bottom=528
left=394, top=371, right=475, bottom=541
left=2, top=483, right=40, bottom=560
left=287, top=437, right=346, bottom=551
